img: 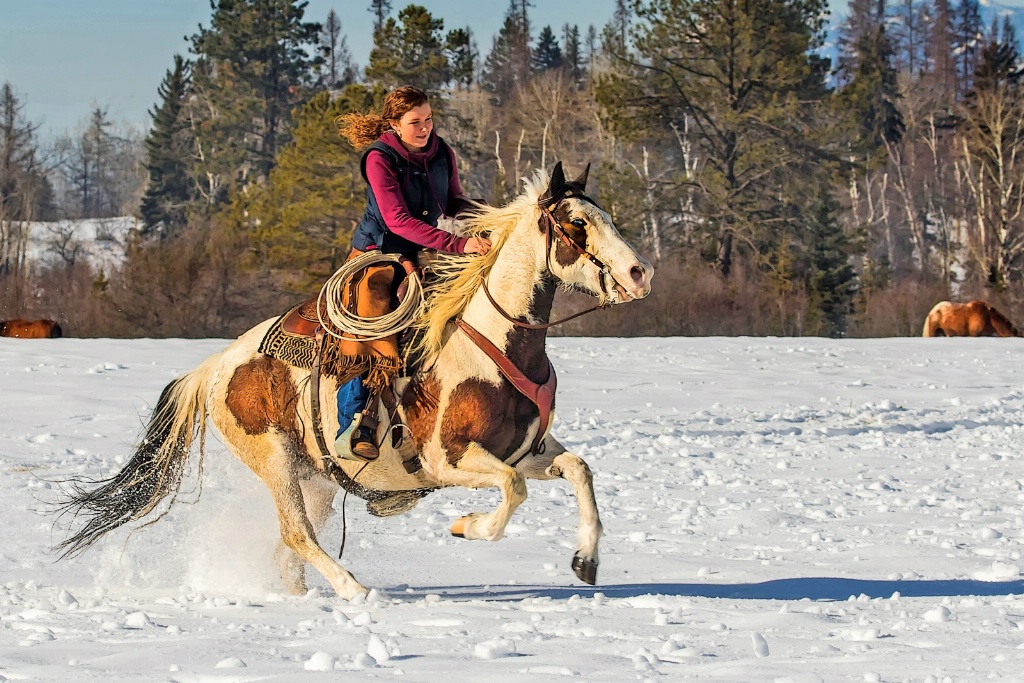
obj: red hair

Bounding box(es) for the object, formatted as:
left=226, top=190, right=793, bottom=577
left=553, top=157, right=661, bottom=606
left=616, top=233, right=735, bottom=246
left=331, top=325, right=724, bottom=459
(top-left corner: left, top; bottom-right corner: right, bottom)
left=336, top=86, right=430, bottom=149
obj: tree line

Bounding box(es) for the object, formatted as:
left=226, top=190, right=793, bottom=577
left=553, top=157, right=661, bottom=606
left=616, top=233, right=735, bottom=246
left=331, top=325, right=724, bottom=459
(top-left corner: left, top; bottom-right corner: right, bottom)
left=2, top=0, right=1023, bottom=338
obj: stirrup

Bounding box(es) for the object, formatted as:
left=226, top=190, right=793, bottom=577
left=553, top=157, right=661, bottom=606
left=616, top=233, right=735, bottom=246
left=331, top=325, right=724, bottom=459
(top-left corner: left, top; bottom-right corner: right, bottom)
left=334, top=413, right=379, bottom=462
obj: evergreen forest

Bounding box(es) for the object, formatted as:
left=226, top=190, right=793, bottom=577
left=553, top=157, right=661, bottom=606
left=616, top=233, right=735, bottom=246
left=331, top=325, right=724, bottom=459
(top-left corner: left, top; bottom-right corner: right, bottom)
left=1, top=0, right=1022, bottom=338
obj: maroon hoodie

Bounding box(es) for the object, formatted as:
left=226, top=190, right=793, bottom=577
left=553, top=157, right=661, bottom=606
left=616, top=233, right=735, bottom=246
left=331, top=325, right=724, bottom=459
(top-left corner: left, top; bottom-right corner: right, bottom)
left=363, top=131, right=470, bottom=254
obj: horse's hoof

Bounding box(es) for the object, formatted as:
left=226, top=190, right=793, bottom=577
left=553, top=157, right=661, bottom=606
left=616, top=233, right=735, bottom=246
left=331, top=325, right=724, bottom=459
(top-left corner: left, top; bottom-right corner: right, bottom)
left=571, top=552, right=598, bottom=585
left=450, top=517, right=467, bottom=538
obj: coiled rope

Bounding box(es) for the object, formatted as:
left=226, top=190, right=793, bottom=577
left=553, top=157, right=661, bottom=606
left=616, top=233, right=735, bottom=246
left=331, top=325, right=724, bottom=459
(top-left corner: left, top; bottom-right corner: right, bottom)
left=316, top=251, right=424, bottom=341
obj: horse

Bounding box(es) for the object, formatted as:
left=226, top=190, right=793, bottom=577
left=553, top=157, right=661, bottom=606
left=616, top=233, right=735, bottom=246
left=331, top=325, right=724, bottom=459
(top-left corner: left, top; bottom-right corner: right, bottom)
left=55, top=162, right=654, bottom=600
left=0, top=319, right=62, bottom=338
left=922, top=300, right=1022, bottom=337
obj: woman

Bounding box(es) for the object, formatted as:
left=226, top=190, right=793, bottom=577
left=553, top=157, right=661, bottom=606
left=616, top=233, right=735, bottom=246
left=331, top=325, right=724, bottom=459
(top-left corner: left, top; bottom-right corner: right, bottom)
left=334, top=86, right=490, bottom=461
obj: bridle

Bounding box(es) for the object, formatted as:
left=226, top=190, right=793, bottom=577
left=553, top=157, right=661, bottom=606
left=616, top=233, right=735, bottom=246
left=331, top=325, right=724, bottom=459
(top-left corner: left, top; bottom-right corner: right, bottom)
left=479, top=191, right=631, bottom=331
left=457, top=189, right=635, bottom=463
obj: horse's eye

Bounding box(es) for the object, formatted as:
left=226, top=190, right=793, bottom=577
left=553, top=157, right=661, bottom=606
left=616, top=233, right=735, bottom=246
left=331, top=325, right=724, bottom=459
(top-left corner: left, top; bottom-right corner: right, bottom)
left=570, top=218, right=586, bottom=228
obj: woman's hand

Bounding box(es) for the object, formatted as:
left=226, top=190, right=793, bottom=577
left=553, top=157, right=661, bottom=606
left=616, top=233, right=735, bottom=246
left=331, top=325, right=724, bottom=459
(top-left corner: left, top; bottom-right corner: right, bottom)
left=463, top=237, right=492, bottom=255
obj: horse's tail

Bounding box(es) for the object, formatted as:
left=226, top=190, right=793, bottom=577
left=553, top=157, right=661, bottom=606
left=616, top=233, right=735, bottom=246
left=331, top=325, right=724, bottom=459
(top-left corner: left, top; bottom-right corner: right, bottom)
left=54, top=351, right=222, bottom=558
left=50, top=322, right=62, bottom=338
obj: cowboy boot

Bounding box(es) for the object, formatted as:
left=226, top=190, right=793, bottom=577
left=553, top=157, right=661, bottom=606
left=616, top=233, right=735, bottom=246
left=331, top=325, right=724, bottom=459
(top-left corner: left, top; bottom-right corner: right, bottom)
left=334, top=412, right=379, bottom=462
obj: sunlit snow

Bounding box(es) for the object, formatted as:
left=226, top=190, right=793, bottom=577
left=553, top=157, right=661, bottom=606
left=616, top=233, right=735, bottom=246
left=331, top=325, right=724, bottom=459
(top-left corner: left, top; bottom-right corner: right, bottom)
left=2, top=334, right=1024, bottom=680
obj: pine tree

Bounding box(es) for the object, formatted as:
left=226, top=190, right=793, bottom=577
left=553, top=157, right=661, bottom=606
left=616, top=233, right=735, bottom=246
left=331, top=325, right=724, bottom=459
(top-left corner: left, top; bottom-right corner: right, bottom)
left=366, top=5, right=448, bottom=91
left=892, top=0, right=926, bottom=75
left=602, top=0, right=631, bottom=56
left=597, top=0, right=833, bottom=278
left=323, top=9, right=358, bottom=88
left=532, top=25, right=563, bottom=72
left=926, top=0, right=957, bottom=100
left=246, top=87, right=373, bottom=283
left=585, top=24, right=598, bottom=74
left=369, top=0, right=392, bottom=35
left=836, top=0, right=904, bottom=155
left=805, top=186, right=857, bottom=337
left=972, top=16, right=1023, bottom=94
left=954, top=0, right=982, bottom=95
left=188, top=0, right=322, bottom=195
left=0, top=83, right=42, bottom=224
left=446, top=27, right=477, bottom=90
left=0, top=82, right=50, bottom=280
left=141, top=55, right=193, bottom=236
left=562, top=23, right=584, bottom=85
left=481, top=0, right=533, bottom=98
left=59, top=107, right=119, bottom=218
left=836, top=0, right=883, bottom=81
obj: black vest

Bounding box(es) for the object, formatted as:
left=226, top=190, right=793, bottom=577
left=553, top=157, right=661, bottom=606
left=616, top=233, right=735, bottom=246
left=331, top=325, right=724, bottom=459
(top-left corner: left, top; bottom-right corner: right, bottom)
left=351, top=136, right=452, bottom=254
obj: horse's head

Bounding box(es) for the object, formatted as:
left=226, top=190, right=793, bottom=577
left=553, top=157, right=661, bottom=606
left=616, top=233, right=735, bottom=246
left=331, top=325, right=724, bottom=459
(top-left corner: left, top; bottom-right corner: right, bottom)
left=538, top=162, right=653, bottom=305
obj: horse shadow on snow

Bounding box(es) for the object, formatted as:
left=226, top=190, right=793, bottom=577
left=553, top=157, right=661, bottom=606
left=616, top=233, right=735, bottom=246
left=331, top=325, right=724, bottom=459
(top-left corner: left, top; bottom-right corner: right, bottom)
left=392, top=577, right=1024, bottom=602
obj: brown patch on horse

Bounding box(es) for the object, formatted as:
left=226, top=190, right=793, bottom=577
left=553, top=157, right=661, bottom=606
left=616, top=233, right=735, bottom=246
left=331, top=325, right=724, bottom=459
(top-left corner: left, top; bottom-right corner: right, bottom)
left=440, top=379, right=535, bottom=465
left=403, top=373, right=442, bottom=449
left=225, top=356, right=301, bottom=440
left=440, top=279, right=558, bottom=465
left=0, top=319, right=62, bottom=338
left=551, top=202, right=588, bottom=268
left=923, top=300, right=1022, bottom=337
left=504, top=280, right=557, bottom=377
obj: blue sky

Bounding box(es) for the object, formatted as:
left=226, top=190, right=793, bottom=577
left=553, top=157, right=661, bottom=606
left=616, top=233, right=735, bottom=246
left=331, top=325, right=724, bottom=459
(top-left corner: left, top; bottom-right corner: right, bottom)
left=0, top=0, right=622, bottom=139
left=3, top=0, right=1023, bottom=139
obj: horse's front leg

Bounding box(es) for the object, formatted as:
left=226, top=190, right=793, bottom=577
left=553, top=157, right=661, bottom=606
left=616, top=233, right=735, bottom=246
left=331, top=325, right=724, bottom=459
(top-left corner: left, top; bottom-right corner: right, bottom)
left=425, top=442, right=527, bottom=542
left=519, top=437, right=602, bottom=585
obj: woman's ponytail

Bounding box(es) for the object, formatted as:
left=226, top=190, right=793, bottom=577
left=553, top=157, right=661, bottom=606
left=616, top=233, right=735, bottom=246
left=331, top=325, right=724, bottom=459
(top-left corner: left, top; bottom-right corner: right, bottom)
left=335, top=86, right=430, bottom=149
left=336, top=112, right=390, bottom=149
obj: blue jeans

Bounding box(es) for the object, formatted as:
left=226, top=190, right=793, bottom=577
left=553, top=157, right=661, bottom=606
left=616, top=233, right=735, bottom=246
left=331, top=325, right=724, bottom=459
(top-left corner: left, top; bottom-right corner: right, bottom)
left=336, top=375, right=369, bottom=438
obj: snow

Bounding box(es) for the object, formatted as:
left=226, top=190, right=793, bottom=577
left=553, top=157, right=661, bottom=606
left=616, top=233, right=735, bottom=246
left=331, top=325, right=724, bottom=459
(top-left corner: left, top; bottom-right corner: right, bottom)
left=19, top=216, right=134, bottom=271
left=3, top=334, right=1024, bottom=680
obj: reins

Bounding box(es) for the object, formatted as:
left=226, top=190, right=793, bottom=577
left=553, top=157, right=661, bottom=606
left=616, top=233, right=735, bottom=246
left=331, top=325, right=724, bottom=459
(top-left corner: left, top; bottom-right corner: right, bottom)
left=479, top=275, right=608, bottom=330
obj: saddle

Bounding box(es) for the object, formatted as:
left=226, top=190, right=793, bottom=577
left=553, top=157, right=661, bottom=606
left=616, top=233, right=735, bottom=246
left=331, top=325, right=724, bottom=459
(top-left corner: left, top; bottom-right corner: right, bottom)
left=280, top=296, right=326, bottom=338
left=258, top=252, right=426, bottom=479
left=259, top=252, right=412, bottom=389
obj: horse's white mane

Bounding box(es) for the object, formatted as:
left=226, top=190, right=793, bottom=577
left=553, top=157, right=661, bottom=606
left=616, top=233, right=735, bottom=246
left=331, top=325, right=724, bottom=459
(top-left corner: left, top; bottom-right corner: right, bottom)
left=412, top=169, right=550, bottom=366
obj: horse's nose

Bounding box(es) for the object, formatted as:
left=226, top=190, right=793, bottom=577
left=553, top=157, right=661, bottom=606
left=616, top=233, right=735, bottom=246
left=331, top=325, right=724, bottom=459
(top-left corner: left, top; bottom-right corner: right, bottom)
left=624, top=261, right=653, bottom=299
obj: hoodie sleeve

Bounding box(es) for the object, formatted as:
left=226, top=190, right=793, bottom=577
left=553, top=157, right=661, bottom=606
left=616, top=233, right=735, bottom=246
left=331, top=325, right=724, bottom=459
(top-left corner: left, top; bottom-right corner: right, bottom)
left=365, top=150, right=469, bottom=254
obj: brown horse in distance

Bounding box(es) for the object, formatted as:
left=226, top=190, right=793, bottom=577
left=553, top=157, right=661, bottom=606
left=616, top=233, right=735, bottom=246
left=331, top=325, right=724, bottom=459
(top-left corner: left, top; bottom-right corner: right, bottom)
left=922, top=301, right=1021, bottom=337
left=0, top=319, right=63, bottom=339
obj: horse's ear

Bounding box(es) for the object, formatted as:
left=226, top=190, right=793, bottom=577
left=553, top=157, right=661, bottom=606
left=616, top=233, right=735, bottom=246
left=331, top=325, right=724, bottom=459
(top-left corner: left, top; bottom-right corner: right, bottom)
left=574, top=163, right=591, bottom=190
left=548, top=161, right=566, bottom=197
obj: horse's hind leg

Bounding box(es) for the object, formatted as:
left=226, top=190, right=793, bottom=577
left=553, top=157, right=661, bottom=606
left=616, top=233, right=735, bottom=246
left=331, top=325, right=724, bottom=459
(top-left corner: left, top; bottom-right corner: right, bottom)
left=520, top=438, right=602, bottom=585
left=274, top=473, right=340, bottom=595
left=229, top=429, right=366, bottom=600
left=429, top=443, right=527, bottom=542
left=268, top=463, right=366, bottom=600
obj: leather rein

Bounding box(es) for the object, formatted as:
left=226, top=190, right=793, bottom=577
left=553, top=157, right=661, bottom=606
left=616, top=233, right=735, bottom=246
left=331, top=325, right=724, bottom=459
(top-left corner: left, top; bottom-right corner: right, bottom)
left=457, top=192, right=624, bottom=463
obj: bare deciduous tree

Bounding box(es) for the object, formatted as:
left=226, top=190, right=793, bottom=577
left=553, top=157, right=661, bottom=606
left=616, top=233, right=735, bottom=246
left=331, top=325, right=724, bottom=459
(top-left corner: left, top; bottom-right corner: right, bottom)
left=956, top=86, right=1024, bottom=288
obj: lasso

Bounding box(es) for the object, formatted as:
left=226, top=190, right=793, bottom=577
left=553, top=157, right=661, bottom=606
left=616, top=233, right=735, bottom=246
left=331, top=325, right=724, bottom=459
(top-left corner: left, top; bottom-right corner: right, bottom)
left=316, top=251, right=424, bottom=341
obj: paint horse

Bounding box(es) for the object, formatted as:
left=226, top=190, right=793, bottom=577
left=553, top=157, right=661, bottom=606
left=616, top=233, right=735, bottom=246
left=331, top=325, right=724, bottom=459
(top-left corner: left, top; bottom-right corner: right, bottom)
left=922, top=300, right=1021, bottom=337
left=56, top=163, right=654, bottom=600
left=0, top=319, right=62, bottom=338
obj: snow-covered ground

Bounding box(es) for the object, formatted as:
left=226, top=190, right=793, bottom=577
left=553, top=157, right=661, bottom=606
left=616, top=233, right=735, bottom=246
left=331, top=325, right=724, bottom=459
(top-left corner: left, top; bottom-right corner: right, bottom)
left=3, top=335, right=1024, bottom=681
left=19, top=217, right=133, bottom=272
